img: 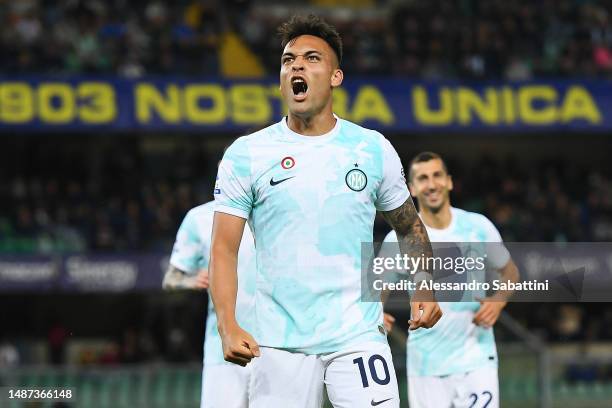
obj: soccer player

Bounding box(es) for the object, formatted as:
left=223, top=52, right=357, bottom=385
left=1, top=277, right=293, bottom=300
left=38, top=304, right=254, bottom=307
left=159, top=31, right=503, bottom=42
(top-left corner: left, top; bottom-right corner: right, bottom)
left=210, top=14, right=441, bottom=408
left=384, top=152, right=520, bottom=408
left=163, top=201, right=256, bottom=408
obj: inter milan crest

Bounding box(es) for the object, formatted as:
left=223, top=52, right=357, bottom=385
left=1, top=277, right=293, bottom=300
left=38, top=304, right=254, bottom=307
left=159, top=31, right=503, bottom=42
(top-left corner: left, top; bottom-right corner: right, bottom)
left=345, top=166, right=367, bottom=191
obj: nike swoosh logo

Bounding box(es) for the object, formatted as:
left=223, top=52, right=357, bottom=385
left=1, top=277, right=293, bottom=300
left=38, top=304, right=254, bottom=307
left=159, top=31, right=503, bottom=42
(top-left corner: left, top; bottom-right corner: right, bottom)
left=270, top=176, right=294, bottom=186
left=371, top=398, right=392, bottom=406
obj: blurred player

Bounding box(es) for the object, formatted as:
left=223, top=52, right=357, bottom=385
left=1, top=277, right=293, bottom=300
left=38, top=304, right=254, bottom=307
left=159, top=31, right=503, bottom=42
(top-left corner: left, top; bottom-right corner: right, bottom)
left=163, top=201, right=256, bottom=408
left=384, top=152, right=520, bottom=408
left=210, top=14, right=441, bottom=408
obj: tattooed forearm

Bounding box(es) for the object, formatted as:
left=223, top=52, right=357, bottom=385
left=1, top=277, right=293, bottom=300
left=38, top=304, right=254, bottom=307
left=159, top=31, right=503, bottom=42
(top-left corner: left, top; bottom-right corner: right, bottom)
left=162, top=265, right=200, bottom=290
left=382, top=198, right=433, bottom=270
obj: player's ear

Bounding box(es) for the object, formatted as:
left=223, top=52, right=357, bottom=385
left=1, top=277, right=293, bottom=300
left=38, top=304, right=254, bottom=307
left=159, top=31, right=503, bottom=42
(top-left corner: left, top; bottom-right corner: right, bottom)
left=447, top=174, right=454, bottom=191
left=408, top=182, right=416, bottom=196
left=331, top=68, right=343, bottom=88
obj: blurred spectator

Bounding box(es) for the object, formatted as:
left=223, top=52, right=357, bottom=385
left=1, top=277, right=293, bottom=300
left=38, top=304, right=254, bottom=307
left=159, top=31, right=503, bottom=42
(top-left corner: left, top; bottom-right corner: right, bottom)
left=0, top=340, right=20, bottom=367
left=166, top=326, right=194, bottom=362
left=117, top=327, right=157, bottom=363
left=553, top=304, right=584, bottom=341
left=120, top=327, right=143, bottom=364
left=48, top=321, right=68, bottom=365
left=98, top=342, right=120, bottom=365
left=504, top=55, right=532, bottom=80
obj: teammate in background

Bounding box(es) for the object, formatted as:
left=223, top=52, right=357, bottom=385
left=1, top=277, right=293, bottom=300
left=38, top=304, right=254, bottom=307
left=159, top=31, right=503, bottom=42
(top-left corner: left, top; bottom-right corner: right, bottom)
left=210, top=14, right=441, bottom=408
left=384, top=152, right=520, bottom=408
left=163, top=201, right=256, bottom=408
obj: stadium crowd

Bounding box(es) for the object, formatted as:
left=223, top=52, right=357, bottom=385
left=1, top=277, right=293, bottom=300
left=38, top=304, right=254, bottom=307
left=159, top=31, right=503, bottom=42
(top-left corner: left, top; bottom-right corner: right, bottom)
left=2, top=0, right=612, bottom=78
left=1, top=138, right=214, bottom=253
left=447, top=157, right=612, bottom=242
left=1, top=154, right=611, bottom=253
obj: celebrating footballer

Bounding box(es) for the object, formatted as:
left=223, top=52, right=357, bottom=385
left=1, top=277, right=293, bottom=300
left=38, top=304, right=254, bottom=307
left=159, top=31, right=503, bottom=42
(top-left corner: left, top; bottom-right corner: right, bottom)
left=210, top=14, right=441, bottom=408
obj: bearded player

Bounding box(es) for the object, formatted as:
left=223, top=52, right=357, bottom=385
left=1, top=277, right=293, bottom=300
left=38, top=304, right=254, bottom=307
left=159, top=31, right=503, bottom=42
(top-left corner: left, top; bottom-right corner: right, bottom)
left=384, top=152, right=520, bottom=408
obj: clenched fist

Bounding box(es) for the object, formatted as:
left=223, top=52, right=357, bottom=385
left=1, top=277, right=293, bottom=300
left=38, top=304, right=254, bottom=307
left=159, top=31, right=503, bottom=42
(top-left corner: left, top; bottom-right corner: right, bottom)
left=220, top=323, right=260, bottom=366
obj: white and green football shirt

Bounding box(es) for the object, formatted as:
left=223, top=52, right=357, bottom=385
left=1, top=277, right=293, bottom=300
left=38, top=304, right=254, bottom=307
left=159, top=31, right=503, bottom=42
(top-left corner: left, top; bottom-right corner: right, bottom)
left=384, top=207, right=510, bottom=376
left=169, top=201, right=256, bottom=365
left=215, top=116, right=410, bottom=354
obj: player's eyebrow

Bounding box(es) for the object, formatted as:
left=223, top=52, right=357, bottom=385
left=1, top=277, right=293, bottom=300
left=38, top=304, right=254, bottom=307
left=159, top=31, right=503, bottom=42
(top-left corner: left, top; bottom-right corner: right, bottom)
left=281, top=50, right=323, bottom=59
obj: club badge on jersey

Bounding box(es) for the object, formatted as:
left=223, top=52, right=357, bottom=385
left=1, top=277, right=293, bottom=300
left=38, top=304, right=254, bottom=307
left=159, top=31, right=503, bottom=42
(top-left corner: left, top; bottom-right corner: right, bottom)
left=345, top=164, right=368, bottom=192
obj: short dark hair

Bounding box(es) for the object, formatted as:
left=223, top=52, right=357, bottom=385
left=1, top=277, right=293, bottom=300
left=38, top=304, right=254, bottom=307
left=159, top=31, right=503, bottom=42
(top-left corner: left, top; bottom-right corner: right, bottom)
left=408, top=151, right=449, bottom=182
left=278, top=14, right=343, bottom=66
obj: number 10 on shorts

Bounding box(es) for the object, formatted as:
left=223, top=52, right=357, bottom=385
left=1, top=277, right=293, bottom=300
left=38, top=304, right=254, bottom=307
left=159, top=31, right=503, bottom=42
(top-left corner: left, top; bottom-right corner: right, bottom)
left=353, top=354, right=391, bottom=387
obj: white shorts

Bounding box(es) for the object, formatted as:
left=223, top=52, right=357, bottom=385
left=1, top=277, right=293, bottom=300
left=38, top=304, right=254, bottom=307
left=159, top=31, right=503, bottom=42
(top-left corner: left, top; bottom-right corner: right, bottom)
left=249, top=341, right=399, bottom=408
left=201, top=362, right=252, bottom=408
left=408, top=365, right=499, bottom=408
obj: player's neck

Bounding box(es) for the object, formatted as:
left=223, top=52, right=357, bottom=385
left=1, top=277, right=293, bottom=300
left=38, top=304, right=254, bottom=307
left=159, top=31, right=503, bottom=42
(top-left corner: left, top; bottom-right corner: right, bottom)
left=420, top=204, right=452, bottom=230
left=287, top=110, right=336, bottom=136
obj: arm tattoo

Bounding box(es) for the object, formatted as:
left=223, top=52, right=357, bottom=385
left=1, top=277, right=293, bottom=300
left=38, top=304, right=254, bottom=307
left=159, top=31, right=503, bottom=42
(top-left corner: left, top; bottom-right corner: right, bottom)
left=381, top=198, right=433, bottom=272
left=162, top=265, right=200, bottom=290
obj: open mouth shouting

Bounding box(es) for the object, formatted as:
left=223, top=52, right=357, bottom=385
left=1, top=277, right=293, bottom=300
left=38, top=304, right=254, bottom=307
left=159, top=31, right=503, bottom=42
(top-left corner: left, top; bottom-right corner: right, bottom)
left=291, top=76, right=308, bottom=101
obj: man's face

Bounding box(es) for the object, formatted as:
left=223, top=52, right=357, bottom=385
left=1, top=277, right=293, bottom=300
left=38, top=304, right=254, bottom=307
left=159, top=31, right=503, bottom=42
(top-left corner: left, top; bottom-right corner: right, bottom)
left=409, top=159, right=453, bottom=213
left=280, top=35, right=342, bottom=117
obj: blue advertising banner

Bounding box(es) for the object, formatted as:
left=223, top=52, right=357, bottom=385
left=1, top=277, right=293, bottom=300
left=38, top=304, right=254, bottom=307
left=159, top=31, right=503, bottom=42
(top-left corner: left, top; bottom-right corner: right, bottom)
left=0, top=254, right=167, bottom=293
left=0, top=77, right=609, bottom=132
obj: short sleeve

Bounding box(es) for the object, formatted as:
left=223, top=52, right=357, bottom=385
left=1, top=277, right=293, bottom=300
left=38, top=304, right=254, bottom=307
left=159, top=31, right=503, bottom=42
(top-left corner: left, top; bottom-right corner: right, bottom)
left=382, top=230, right=398, bottom=244
left=169, top=210, right=207, bottom=274
left=480, top=215, right=511, bottom=270
left=214, top=138, right=254, bottom=219
left=375, top=137, right=410, bottom=211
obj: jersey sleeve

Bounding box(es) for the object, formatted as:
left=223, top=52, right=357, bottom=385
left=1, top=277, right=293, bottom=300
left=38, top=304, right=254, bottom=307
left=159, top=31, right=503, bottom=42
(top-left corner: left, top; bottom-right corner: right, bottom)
left=169, top=210, right=206, bottom=274
left=480, top=215, right=511, bottom=270
left=382, top=230, right=398, bottom=244
left=375, top=137, right=410, bottom=212
left=214, top=138, right=254, bottom=219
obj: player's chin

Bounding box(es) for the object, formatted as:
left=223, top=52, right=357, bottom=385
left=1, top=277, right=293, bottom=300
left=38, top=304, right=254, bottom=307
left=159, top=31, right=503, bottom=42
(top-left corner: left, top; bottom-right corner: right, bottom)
left=427, top=199, right=445, bottom=210
left=288, top=102, right=311, bottom=116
